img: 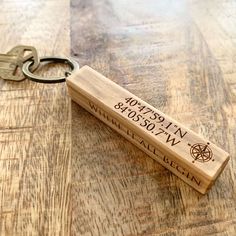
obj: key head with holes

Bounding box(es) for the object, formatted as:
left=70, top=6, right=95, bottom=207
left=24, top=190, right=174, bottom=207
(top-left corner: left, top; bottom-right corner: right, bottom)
left=0, top=45, right=39, bottom=81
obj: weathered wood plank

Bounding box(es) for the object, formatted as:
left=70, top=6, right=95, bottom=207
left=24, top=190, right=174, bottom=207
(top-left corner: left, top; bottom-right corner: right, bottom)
left=0, top=0, right=71, bottom=235
left=71, top=0, right=235, bottom=235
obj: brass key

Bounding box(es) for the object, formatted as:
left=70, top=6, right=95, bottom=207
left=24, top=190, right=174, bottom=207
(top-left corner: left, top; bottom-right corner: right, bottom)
left=0, top=45, right=39, bottom=81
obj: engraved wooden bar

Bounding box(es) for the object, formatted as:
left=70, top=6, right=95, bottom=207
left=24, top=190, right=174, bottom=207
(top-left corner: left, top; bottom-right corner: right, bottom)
left=66, top=65, right=230, bottom=194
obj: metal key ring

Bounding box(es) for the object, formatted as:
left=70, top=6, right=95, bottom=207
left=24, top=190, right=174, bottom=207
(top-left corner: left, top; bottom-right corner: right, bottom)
left=22, top=56, right=79, bottom=83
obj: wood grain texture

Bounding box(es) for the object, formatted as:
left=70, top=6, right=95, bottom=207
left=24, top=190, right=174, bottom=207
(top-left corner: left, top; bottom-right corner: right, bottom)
left=67, top=66, right=229, bottom=194
left=0, top=0, right=71, bottom=235
left=0, top=0, right=235, bottom=235
left=71, top=0, right=236, bottom=235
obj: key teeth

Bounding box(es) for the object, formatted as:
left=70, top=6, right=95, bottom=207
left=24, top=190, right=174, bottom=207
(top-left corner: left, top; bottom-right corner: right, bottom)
left=0, top=45, right=39, bottom=81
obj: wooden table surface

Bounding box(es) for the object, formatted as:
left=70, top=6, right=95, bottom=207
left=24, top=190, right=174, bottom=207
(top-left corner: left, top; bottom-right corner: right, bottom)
left=0, top=0, right=235, bottom=235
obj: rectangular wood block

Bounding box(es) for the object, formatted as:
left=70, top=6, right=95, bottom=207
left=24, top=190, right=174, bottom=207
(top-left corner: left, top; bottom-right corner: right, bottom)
left=66, top=65, right=230, bottom=194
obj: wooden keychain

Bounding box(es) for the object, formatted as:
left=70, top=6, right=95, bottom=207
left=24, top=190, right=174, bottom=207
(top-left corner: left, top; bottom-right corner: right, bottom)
left=1, top=45, right=230, bottom=194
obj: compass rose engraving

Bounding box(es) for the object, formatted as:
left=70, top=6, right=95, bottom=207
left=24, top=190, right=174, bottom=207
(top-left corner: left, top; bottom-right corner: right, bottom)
left=189, top=142, right=214, bottom=163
